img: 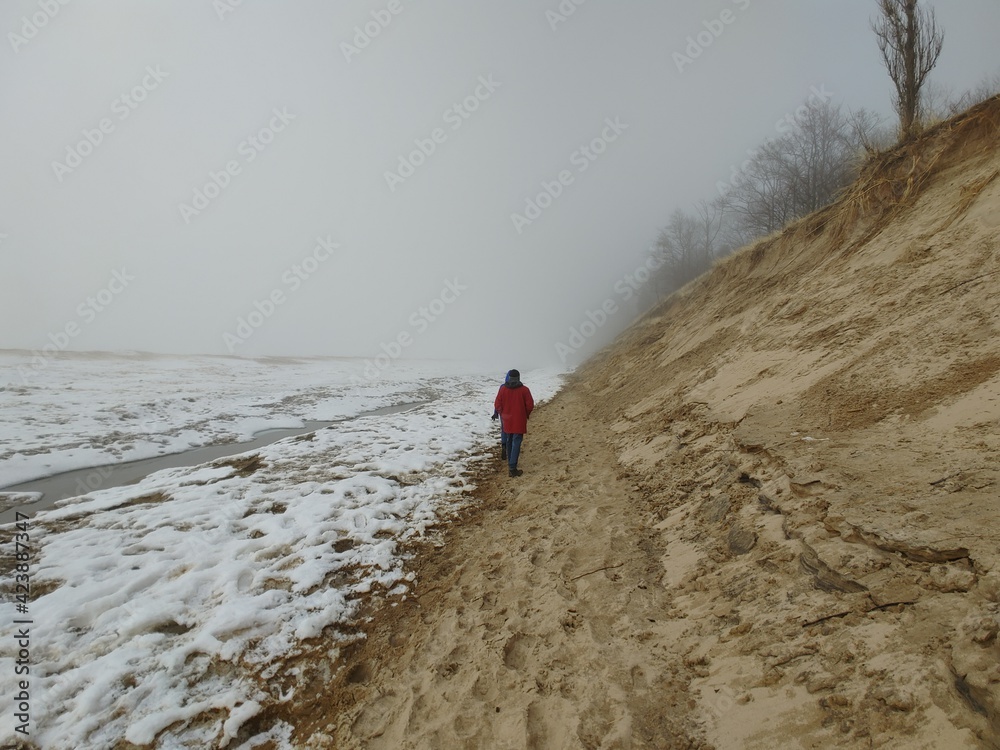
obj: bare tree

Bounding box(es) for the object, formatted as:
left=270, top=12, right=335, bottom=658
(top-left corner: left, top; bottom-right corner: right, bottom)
left=645, top=96, right=905, bottom=306
left=912, top=73, right=1000, bottom=123
left=778, top=101, right=858, bottom=215
left=693, top=199, right=724, bottom=265
left=645, top=206, right=721, bottom=303
left=945, top=71, right=1000, bottom=116
left=721, top=100, right=871, bottom=248
left=721, top=139, right=796, bottom=245
left=847, top=107, right=893, bottom=154
left=872, top=0, right=944, bottom=140
left=657, top=209, right=700, bottom=285
left=918, top=79, right=954, bottom=125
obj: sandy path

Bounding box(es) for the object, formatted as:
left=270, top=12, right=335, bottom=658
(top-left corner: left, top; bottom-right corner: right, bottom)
left=325, top=387, right=708, bottom=749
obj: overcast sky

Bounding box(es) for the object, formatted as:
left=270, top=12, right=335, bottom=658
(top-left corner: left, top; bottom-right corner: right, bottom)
left=2, top=0, right=999, bottom=371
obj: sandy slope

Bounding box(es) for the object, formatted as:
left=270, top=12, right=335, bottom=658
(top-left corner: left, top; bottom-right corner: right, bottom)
left=263, top=99, right=1000, bottom=749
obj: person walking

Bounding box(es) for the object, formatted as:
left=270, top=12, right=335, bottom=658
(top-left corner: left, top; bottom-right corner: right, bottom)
left=493, top=368, right=534, bottom=477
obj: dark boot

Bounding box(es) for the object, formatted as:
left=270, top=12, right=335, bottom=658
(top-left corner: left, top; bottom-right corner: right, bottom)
left=509, top=466, right=522, bottom=477
left=501, top=445, right=507, bottom=461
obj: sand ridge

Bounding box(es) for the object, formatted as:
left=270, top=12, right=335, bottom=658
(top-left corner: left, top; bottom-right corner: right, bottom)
left=264, top=99, right=1000, bottom=749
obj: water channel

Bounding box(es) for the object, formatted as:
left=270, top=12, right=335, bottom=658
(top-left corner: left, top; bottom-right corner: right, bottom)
left=0, top=401, right=427, bottom=524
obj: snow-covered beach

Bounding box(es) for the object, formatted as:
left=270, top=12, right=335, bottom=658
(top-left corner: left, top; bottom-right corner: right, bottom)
left=0, top=351, right=562, bottom=748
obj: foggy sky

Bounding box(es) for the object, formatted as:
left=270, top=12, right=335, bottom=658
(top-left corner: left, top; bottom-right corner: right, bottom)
left=2, top=0, right=999, bottom=372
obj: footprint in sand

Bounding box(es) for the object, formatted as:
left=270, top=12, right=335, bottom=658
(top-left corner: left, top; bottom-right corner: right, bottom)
left=502, top=632, right=537, bottom=670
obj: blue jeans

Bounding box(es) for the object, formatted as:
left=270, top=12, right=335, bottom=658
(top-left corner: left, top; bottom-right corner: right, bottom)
left=502, top=432, right=524, bottom=469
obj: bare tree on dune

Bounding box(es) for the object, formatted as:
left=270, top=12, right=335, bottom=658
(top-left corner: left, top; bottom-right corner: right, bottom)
left=872, top=0, right=944, bottom=140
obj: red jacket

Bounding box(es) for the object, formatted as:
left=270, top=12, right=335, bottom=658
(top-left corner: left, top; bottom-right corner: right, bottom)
left=494, top=383, right=534, bottom=434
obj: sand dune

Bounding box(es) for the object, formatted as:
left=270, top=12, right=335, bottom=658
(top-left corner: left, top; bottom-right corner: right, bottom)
left=272, top=98, right=1000, bottom=749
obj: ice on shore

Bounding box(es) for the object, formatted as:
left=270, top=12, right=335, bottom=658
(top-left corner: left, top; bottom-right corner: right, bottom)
left=0, top=353, right=562, bottom=748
